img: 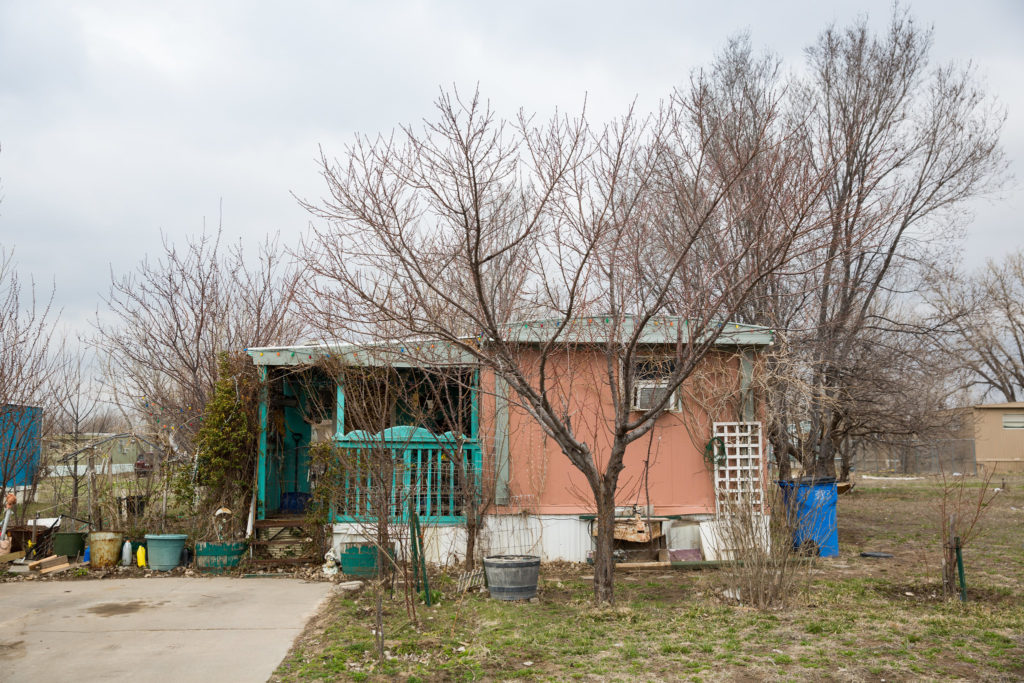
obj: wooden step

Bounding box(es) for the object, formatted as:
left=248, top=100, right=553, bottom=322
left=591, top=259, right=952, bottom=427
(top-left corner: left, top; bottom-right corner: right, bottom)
left=254, top=516, right=309, bottom=529
left=249, top=556, right=316, bottom=566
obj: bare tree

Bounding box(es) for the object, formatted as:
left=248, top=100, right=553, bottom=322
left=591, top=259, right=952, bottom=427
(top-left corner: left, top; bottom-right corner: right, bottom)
left=764, top=9, right=1007, bottom=478
left=304, top=361, right=423, bottom=660
left=94, top=230, right=306, bottom=457
left=0, top=247, right=62, bottom=512
left=926, top=250, right=1024, bottom=403
left=296, top=62, right=821, bottom=602
left=49, top=345, right=110, bottom=518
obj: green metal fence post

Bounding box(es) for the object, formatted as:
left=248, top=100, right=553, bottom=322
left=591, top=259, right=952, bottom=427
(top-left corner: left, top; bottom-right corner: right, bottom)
left=416, top=513, right=432, bottom=607
left=955, top=536, right=967, bottom=603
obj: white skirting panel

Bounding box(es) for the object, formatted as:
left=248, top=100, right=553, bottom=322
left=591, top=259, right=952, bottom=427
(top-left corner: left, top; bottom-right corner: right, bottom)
left=332, top=514, right=710, bottom=565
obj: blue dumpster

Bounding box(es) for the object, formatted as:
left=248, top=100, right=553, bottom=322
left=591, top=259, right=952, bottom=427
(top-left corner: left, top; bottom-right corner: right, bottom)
left=778, top=477, right=838, bottom=557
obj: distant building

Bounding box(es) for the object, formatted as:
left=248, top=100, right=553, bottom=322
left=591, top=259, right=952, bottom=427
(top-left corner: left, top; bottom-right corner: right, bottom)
left=970, top=402, right=1024, bottom=475
left=44, top=433, right=158, bottom=476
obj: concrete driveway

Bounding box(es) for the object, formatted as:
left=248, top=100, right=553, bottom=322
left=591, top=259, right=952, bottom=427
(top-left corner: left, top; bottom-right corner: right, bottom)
left=0, top=577, right=332, bottom=682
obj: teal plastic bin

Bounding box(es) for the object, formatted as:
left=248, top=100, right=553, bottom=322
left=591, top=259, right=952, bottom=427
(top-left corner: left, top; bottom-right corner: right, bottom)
left=196, top=541, right=247, bottom=573
left=339, top=544, right=395, bottom=577
left=144, top=534, right=188, bottom=570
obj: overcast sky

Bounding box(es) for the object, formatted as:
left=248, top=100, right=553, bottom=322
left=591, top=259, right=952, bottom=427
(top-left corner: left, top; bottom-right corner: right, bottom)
left=1, top=1, right=1021, bottom=335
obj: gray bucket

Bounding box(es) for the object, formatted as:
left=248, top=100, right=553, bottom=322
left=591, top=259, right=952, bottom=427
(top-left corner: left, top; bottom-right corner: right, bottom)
left=483, top=555, right=540, bottom=601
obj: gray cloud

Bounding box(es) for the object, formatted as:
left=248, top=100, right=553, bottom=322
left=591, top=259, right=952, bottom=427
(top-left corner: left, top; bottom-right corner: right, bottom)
left=1, top=0, right=1021, bottom=334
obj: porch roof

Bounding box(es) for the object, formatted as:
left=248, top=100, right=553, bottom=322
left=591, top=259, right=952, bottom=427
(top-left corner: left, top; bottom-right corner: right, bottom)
left=246, top=316, right=773, bottom=367
left=246, top=340, right=477, bottom=367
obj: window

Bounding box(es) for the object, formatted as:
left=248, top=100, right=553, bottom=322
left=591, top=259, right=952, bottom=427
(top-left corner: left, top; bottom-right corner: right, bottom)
left=1002, top=414, right=1024, bottom=430
left=630, top=359, right=681, bottom=412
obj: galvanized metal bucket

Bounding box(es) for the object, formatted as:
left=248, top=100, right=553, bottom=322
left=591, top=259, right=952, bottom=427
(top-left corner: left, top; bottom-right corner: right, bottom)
left=88, top=531, right=124, bottom=568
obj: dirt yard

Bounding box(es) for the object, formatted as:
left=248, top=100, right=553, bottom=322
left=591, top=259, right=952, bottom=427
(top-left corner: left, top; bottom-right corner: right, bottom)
left=274, top=476, right=1024, bottom=681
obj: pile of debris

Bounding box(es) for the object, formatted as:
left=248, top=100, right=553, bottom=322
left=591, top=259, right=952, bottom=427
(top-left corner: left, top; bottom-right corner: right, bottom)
left=3, top=551, right=82, bottom=578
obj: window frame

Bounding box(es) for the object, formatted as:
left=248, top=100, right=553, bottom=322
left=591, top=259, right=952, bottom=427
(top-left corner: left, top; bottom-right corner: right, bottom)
left=1002, top=413, right=1024, bottom=430
left=629, top=357, right=682, bottom=413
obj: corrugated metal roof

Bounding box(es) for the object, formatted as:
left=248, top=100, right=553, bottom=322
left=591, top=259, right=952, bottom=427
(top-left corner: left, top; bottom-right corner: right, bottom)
left=496, top=315, right=773, bottom=346
left=246, top=316, right=773, bottom=367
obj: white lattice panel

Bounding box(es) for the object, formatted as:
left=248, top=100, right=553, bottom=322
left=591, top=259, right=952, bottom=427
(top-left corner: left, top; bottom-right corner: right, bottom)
left=713, top=422, right=764, bottom=515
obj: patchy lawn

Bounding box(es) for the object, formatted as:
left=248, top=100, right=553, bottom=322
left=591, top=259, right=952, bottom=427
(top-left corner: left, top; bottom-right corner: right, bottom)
left=274, top=477, right=1024, bottom=681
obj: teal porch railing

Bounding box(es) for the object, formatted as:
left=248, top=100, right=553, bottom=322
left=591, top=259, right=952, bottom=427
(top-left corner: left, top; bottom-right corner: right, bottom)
left=331, top=425, right=481, bottom=524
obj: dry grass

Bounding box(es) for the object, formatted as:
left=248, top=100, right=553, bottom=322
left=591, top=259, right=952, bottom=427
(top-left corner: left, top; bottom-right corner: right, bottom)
left=274, top=476, right=1024, bottom=681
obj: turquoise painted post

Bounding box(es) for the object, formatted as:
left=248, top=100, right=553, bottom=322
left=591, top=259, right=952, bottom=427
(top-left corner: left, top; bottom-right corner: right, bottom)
left=335, top=380, right=345, bottom=438
left=402, top=443, right=413, bottom=519
left=257, top=365, right=269, bottom=521
left=448, top=449, right=455, bottom=516
left=425, top=447, right=433, bottom=517
left=470, top=369, right=479, bottom=439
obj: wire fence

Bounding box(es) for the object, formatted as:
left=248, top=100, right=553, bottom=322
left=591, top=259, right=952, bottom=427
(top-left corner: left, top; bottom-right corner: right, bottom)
left=848, top=438, right=977, bottom=476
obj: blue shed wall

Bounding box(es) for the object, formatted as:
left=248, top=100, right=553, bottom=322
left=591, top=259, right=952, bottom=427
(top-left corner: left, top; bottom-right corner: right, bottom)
left=1, top=404, right=42, bottom=488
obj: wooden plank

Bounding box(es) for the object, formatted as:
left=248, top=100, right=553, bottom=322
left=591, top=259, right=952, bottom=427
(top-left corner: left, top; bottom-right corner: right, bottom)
left=616, top=560, right=731, bottom=570
left=40, top=555, right=66, bottom=569
left=0, top=550, right=26, bottom=563
left=28, top=554, right=61, bottom=570
left=40, top=562, right=72, bottom=575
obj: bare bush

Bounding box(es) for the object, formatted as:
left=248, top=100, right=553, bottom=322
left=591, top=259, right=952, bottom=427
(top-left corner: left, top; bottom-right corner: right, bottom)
left=0, top=247, right=62, bottom=513
left=716, top=484, right=811, bottom=609
left=95, top=231, right=306, bottom=457
left=937, top=467, right=999, bottom=597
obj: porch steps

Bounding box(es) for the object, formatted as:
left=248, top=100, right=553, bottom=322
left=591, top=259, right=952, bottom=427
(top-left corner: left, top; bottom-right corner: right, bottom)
left=249, top=516, right=324, bottom=565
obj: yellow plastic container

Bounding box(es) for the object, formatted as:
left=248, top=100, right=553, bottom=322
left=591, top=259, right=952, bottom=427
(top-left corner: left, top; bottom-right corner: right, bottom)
left=137, top=545, right=147, bottom=568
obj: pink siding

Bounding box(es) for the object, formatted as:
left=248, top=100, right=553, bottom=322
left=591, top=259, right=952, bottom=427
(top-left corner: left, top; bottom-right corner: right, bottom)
left=482, top=349, right=752, bottom=516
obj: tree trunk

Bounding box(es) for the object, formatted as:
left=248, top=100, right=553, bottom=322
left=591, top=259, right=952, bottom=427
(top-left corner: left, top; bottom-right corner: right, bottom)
left=88, top=448, right=98, bottom=530
left=942, top=546, right=957, bottom=595
left=814, top=457, right=836, bottom=479
left=770, top=431, right=792, bottom=481
left=839, top=450, right=851, bottom=482
left=71, top=471, right=80, bottom=518
left=813, top=435, right=838, bottom=479
left=464, top=514, right=477, bottom=571
left=776, top=450, right=791, bottom=482
left=592, top=485, right=617, bottom=605
left=942, top=515, right=957, bottom=595
left=462, top=460, right=478, bottom=571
